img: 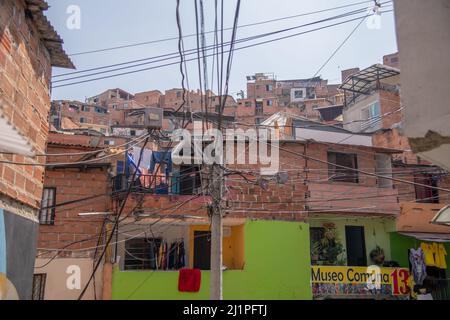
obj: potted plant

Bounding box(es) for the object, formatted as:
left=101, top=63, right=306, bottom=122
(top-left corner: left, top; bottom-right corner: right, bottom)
left=370, top=246, right=385, bottom=265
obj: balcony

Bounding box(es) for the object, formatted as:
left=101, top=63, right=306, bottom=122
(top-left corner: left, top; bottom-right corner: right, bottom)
left=112, top=173, right=202, bottom=196
left=307, top=182, right=400, bottom=215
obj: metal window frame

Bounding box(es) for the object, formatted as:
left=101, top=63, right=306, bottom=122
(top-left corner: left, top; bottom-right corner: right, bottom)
left=39, top=187, right=56, bottom=225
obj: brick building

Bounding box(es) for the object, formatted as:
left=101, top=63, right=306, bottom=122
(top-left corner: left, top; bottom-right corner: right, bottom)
left=0, top=0, right=73, bottom=300
left=50, top=100, right=110, bottom=135
left=33, top=132, right=130, bottom=300
left=236, top=73, right=343, bottom=126
left=101, top=118, right=414, bottom=299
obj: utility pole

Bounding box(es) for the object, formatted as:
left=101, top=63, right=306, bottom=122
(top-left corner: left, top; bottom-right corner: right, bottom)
left=209, top=163, right=223, bottom=300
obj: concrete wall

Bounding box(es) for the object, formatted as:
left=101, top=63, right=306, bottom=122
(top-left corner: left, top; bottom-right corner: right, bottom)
left=34, top=258, right=103, bottom=300
left=394, top=0, right=450, bottom=170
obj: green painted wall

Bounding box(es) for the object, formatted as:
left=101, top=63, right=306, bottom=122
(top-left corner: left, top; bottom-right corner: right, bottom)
left=390, top=232, right=450, bottom=271
left=112, top=220, right=312, bottom=300
left=309, top=217, right=395, bottom=264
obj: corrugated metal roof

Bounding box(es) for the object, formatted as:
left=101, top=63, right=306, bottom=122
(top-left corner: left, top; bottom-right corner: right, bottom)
left=339, top=64, right=400, bottom=94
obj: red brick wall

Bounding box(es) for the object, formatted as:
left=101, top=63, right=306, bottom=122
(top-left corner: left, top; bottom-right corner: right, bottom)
left=379, top=90, right=402, bottom=129
left=0, top=0, right=53, bottom=209
left=37, top=162, right=111, bottom=258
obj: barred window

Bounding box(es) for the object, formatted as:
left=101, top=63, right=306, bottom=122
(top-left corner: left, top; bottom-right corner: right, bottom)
left=32, top=274, right=46, bottom=300
left=39, top=187, right=56, bottom=225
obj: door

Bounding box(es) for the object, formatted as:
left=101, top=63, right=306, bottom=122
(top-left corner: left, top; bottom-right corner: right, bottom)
left=193, top=231, right=211, bottom=270
left=345, top=226, right=367, bottom=266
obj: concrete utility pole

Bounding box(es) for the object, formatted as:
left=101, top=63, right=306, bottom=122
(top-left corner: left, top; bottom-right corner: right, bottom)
left=209, top=163, right=223, bottom=300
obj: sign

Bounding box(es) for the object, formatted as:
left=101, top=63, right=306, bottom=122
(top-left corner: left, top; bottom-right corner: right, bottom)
left=311, top=266, right=410, bottom=297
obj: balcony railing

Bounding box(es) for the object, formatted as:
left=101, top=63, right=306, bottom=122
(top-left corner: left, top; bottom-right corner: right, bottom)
left=112, top=173, right=202, bottom=196
left=430, top=279, right=450, bottom=300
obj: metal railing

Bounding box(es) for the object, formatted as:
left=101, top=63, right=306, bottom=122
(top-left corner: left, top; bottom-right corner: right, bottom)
left=112, top=173, right=201, bottom=196
left=431, top=279, right=450, bottom=300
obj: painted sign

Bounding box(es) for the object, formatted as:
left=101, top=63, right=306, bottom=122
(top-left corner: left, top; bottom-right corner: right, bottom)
left=311, top=265, right=410, bottom=297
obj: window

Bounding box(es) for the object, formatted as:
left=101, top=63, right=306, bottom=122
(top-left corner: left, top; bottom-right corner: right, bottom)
left=39, top=187, right=56, bottom=225
left=266, top=99, right=273, bottom=107
left=345, top=226, right=367, bottom=266
left=79, top=117, right=86, bottom=123
left=104, top=140, right=115, bottom=146
left=327, top=152, right=358, bottom=183
left=176, top=91, right=182, bottom=98
left=414, top=174, right=439, bottom=203
left=32, top=274, right=46, bottom=300
left=123, top=103, right=129, bottom=109
left=282, top=89, right=290, bottom=97
left=112, top=104, right=118, bottom=110
left=124, top=238, right=185, bottom=270
left=266, top=84, right=273, bottom=92
left=294, top=89, right=304, bottom=99
left=245, top=101, right=252, bottom=107
left=361, top=102, right=381, bottom=130
left=81, top=105, right=90, bottom=112
left=310, top=227, right=325, bottom=265
left=124, top=238, right=161, bottom=270
left=215, top=105, right=221, bottom=113
left=130, top=130, right=136, bottom=136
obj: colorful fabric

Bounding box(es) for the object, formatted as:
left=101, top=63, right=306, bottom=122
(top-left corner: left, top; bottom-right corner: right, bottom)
left=409, top=248, right=427, bottom=285
left=420, top=243, right=436, bottom=267
left=178, top=269, right=201, bottom=292
left=436, top=244, right=448, bottom=269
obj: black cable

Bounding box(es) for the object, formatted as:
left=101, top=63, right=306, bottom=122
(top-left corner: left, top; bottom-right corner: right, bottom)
left=52, top=10, right=394, bottom=89
left=77, top=135, right=150, bottom=300
left=53, top=4, right=390, bottom=81
left=66, top=0, right=376, bottom=57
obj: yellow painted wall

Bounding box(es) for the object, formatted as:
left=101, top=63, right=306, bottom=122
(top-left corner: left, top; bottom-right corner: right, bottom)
left=189, top=225, right=245, bottom=270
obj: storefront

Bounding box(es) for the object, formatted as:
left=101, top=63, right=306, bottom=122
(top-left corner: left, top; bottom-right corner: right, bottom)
left=308, top=215, right=410, bottom=299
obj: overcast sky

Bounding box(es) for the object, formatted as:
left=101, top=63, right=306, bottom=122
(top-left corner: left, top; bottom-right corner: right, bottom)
left=46, top=0, right=398, bottom=102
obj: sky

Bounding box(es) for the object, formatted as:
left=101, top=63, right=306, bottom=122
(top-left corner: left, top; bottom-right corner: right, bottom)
left=46, top=0, right=398, bottom=102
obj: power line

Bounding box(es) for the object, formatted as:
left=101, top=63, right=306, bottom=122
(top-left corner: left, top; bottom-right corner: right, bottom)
left=0, top=133, right=150, bottom=167
left=54, top=5, right=376, bottom=80
left=52, top=9, right=394, bottom=88
left=66, top=0, right=377, bottom=57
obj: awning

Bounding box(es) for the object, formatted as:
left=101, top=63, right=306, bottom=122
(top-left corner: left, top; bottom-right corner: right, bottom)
left=399, top=232, right=450, bottom=243
left=431, top=205, right=450, bottom=227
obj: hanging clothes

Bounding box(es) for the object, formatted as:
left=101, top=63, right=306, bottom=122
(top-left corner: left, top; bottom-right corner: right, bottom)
left=409, top=247, right=427, bottom=285
left=149, top=151, right=173, bottom=176
left=178, top=269, right=201, bottom=292
left=420, top=242, right=436, bottom=267
left=132, top=147, right=153, bottom=170
left=435, top=243, right=448, bottom=269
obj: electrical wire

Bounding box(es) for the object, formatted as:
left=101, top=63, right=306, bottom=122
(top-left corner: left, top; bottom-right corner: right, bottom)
left=65, top=0, right=377, bottom=57
left=52, top=9, right=394, bottom=88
